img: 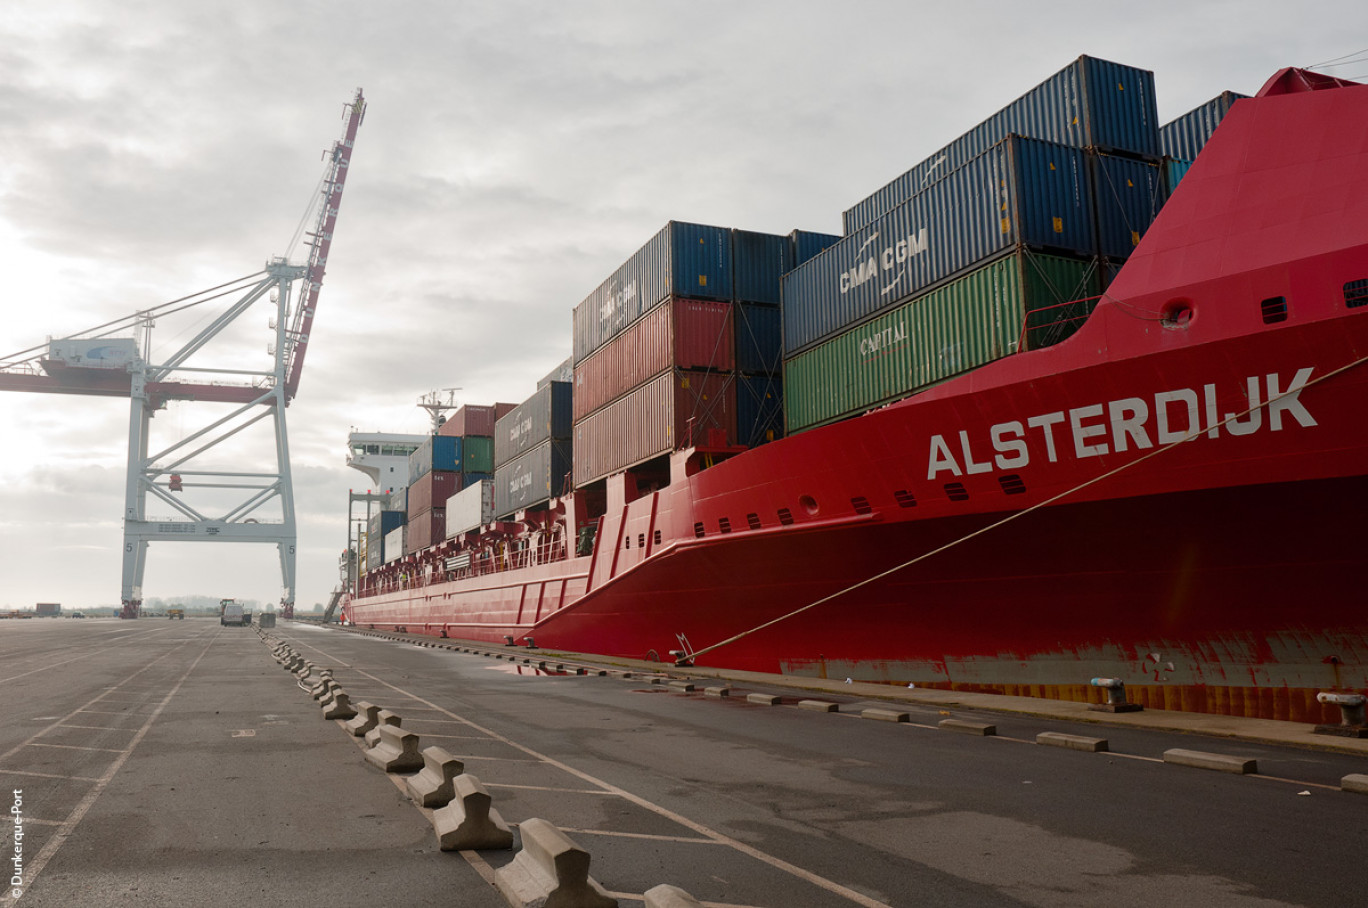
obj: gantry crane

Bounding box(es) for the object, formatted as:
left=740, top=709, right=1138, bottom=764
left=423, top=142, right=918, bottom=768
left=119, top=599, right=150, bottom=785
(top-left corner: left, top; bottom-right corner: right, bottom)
left=0, top=89, right=366, bottom=619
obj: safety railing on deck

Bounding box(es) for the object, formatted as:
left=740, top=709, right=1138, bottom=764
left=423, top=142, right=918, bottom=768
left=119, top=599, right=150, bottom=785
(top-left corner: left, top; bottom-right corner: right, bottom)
left=1018, top=295, right=1102, bottom=352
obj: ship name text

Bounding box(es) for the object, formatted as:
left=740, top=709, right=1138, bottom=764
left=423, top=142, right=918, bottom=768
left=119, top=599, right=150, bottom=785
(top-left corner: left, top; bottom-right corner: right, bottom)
left=927, top=368, right=1316, bottom=480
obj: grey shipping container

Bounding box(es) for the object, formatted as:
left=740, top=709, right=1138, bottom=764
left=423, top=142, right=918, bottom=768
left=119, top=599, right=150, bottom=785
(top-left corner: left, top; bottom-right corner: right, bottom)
left=843, top=56, right=1160, bottom=234
left=494, top=439, right=572, bottom=517
left=537, top=356, right=574, bottom=388
left=783, top=135, right=1095, bottom=355
left=408, top=435, right=463, bottom=483
left=367, top=509, right=405, bottom=540
left=495, top=382, right=573, bottom=467
left=572, top=222, right=733, bottom=363
left=1159, top=91, right=1248, bottom=162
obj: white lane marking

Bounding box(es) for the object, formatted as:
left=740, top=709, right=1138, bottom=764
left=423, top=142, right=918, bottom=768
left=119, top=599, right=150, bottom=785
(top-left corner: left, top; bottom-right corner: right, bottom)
left=0, top=626, right=181, bottom=684
left=349, top=666, right=894, bottom=908
left=56, top=724, right=137, bottom=733
left=559, top=827, right=721, bottom=845
left=0, top=770, right=101, bottom=782
left=0, top=634, right=217, bottom=904
left=25, top=743, right=126, bottom=754
left=484, top=782, right=618, bottom=794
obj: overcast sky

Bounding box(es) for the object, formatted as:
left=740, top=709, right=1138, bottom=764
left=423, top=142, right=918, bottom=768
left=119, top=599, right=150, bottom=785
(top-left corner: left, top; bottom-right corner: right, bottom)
left=1, top=1, right=1364, bottom=612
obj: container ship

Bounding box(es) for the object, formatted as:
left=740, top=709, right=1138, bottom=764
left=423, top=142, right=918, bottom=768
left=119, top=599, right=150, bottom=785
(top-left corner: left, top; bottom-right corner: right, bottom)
left=343, top=59, right=1368, bottom=724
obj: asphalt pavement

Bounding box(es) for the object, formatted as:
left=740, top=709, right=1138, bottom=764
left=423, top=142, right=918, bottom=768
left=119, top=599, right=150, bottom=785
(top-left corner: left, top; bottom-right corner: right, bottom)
left=1, top=617, right=1365, bottom=907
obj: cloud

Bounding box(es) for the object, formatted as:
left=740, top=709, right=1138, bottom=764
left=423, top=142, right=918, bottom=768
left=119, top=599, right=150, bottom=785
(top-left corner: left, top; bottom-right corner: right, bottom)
left=2, top=0, right=1365, bottom=609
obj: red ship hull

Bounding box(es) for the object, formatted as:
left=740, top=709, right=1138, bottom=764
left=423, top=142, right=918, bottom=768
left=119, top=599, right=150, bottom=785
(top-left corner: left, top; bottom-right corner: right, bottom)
left=347, top=71, right=1368, bottom=722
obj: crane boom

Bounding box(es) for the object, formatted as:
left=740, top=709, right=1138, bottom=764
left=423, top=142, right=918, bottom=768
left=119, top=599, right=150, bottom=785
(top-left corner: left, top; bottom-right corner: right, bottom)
left=285, top=89, right=366, bottom=403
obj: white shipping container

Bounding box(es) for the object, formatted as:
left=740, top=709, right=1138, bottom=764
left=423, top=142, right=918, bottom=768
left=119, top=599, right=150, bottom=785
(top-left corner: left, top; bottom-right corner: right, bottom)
left=46, top=338, right=139, bottom=370
left=384, top=526, right=406, bottom=564
left=445, top=480, right=494, bottom=538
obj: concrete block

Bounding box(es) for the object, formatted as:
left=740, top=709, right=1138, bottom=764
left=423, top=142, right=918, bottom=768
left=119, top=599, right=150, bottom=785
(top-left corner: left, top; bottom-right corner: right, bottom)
left=432, top=773, right=514, bottom=851
left=643, top=883, right=704, bottom=908
left=1162, top=748, right=1257, bottom=774
left=939, top=719, right=997, bottom=736
left=642, top=886, right=705, bottom=908
left=797, top=700, right=839, bottom=712
left=668, top=681, right=696, bottom=692
left=746, top=694, right=780, bottom=706
left=343, top=702, right=380, bottom=737
left=1036, top=731, right=1107, bottom=752
left=494, top=817, right=616, bottom=908
left=703, top=687, right=731, bottom=698
left=364, top=724, right=424, bottom=773
left=363, top=710, right=402, bottom=749
left=862, top=708, right=909, bottom=723
left=322, top=692, right=357, bottom=721
left=1341, top=773, right=1368, bottom=794
left=406, top=746, right=466, bottom=808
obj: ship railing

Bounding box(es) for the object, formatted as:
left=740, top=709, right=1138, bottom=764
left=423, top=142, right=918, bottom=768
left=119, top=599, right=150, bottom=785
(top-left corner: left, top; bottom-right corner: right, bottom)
left=1018, top=294, right=1103, bottom=352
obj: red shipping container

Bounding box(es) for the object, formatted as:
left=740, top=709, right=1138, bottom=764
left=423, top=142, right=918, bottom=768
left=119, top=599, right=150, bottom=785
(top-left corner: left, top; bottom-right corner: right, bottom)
left=438, top=402, right=519, bottom=438
left=572, top=297, right=734, bottom=421
left=405, top=507, right=447, bottom=553
left=572, top=368, right=736, bottom=486
left=407, top=470, right=463, bottom=515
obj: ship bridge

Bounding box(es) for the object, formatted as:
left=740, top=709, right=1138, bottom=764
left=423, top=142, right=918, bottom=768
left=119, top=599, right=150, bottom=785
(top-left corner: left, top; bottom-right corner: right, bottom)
left=346, top=431, right=426, bottom=494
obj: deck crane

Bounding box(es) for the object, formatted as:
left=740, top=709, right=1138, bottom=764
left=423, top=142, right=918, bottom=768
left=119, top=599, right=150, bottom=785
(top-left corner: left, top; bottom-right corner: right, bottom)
left=0, top=89, right=366, bottom=619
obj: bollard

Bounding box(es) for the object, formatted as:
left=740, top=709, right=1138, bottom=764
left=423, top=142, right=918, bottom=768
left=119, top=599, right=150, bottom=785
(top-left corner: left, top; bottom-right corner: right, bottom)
left=322, top=691, right=357, bottom=720
left=1314, top=692, right=1368, bottom=737
left=432, top=773, right=514, bottom=851
left=343, top=702, right=379, bottom=736
left=644, top=884, right=704, bottom=908
left=495, top=818, right=616, bottom=908
left=364, top=724, right=424, bottom=773
left=503, top=635, right=517, bottom=647
left=1089, top=677, right=1143, bottom=713
left=364, top=710, right=402, bottom=749
left=406, top=746, right=466, bottom=808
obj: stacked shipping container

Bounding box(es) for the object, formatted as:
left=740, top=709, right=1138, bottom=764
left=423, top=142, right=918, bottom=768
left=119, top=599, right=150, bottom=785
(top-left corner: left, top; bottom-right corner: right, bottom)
left=781, top=58, right=1168, bottom=430
left=407, top=404, right=509, bottom=553
left=841, top=55, right=1160, bottom=235
left=570, top=223, right=817, bottom=487
left=494, top=382, right=574, bottom=517
left=365, top=510, right=404, bottom=570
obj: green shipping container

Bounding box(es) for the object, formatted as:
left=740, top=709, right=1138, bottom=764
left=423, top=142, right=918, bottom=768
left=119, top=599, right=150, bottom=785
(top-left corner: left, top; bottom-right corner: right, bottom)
left=783, top=252, right=1101, bottom=433
left=462, top=436, right=495, bottom=474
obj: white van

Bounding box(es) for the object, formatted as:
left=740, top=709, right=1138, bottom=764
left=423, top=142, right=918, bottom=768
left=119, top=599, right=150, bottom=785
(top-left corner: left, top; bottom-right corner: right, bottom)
left=220, top=603, right=247, bottom=627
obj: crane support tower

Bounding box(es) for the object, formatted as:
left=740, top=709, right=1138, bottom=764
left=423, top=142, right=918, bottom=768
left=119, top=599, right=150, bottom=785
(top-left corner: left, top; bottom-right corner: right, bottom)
left=0, top=89, right=366, bottom=619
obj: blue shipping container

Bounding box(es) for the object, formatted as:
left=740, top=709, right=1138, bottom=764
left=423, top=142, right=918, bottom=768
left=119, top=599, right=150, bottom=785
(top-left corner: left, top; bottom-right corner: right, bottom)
left=843, top=56, right=1160, bottom=234
left=1163, top=157, right=1192, bottom=194
left=573, top=222, right=733, bottom=363
left=732, top=229, right=791, bottom=305
left=783, top=135, right=1095, bottom=354
left=1090, top=153, right=1165, bottom=260
left=790, top=230, right=841, bottom=268
left=1159, top=91, right=1248, bottom=162
left=408, top=435, right=462, bottom=484
left=737, top=375, right=784, bottom=447
left=735, top=303, right=783, bottom=374
left=495, top=381, right=573, bottom=467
